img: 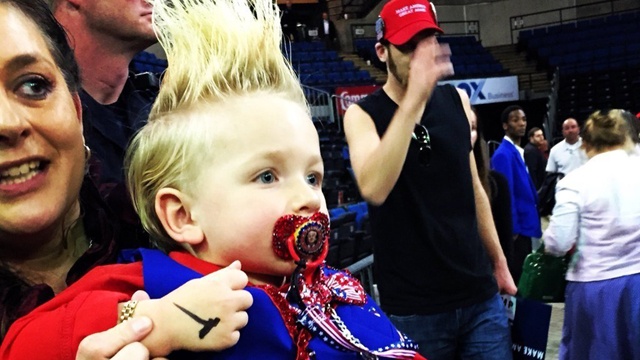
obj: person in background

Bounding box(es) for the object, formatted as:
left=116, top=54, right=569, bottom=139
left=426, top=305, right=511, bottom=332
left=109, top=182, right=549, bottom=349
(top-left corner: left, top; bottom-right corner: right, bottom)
left=546, top=118, right=587, bottom=176
left=524, top=127, right=547, bottom=190
left=2, top=0, right=423, bottom=358
left=544, top=109, right=640, bottom=360
left=491, top=105, right=541, bottom=284
left=280, top=0, right=298, bottom=42
left=471, top=111, right=514, bottom=284
left=0, top=0, right=249, bottom=357
left=343, top=0, right=515, bottom=357
left=48, top=0, right=157, bottom=186
left=538, top=137, right=549, bottom=159
left=48, top=0, right=160, bottom=246
left=318, top=11, right=338, bottom=50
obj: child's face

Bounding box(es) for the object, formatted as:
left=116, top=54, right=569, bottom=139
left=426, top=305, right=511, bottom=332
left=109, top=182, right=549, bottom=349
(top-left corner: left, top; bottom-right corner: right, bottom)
left=189, top=94, right=327, bottom=285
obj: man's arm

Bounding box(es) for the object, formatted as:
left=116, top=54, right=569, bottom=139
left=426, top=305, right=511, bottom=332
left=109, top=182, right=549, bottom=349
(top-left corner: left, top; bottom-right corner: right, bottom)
left=343, top=99, right=424, bottom=205
left=457, top=89, right=517, bottom=295
left=471, top=151, right=517, bottom=295
left=344, top=38, right=453, bottom=205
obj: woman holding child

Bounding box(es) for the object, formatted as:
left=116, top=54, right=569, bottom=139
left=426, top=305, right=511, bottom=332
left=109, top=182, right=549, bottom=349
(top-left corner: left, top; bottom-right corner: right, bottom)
left=2, top=0, right=424, bottom=358
left=0, top=0, right=251, bottom=357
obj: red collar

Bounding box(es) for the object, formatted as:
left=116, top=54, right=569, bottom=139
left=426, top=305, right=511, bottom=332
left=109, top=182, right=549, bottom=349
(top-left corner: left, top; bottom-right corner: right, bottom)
left=168, top=251, right=223, bottom=275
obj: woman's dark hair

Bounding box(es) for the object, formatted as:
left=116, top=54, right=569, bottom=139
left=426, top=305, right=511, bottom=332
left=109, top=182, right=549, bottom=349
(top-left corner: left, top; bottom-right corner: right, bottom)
left=471, top=107, right=492, bottom=199
left=1, top=0, right=80, bottom=92
left=0, top=0, right=80, bottom=340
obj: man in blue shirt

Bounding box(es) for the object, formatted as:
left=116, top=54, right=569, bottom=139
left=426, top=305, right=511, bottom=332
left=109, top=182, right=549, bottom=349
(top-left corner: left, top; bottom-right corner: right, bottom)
left=491, top=105, right=542, bottom=283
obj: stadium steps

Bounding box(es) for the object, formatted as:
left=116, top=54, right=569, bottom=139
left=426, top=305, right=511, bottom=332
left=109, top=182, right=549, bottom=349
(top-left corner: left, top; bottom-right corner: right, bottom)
left=488, top=44, right=551, bottom=95
left=340, top=53, right=387, bottom=84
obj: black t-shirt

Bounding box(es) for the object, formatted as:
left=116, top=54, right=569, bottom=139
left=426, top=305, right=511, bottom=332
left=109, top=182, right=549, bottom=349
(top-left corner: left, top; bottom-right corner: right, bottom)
left=80, top=74, right=156, bottom=185
left=356, top=85, right=497, bottom=315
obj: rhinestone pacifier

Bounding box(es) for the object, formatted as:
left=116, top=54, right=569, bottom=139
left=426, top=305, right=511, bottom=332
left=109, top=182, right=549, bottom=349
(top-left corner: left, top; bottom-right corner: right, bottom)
left=272, top=212, right=330, bottom=269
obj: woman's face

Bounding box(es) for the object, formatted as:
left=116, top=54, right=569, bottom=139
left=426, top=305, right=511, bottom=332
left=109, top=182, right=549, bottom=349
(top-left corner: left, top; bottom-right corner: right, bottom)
left=0, top=5, right=84, bottom=242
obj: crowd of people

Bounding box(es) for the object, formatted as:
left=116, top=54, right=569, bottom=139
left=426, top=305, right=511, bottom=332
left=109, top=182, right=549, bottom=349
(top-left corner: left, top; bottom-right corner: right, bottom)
left=0, top=0, right=639, bottom=359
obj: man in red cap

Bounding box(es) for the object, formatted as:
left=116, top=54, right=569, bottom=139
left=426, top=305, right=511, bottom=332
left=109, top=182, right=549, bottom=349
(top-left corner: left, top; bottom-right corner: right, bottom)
left=343, top=0, right=515, bottom=358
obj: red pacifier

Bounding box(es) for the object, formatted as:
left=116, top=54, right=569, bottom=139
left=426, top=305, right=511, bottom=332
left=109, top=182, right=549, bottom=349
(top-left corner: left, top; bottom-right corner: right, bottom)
left=272, top=212, right=330, bottom=272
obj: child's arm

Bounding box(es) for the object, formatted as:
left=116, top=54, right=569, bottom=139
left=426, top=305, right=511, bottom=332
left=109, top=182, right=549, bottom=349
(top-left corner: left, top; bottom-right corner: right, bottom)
left=129, top=261, right=253, bottom=357
left=0, top=262, right=252, bottom=359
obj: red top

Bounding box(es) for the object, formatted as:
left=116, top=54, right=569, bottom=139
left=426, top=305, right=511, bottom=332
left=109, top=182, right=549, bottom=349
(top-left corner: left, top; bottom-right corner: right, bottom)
left=0, top=252, right=218, bottom=360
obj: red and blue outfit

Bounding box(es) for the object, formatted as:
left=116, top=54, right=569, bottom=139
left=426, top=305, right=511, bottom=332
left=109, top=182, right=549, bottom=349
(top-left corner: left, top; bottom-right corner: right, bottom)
left=1, top=249, right=424, bottom=360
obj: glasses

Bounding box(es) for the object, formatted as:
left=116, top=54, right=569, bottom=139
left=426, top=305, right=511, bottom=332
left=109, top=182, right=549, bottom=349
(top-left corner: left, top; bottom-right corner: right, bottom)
left=412, top=123, right=431, bottom=166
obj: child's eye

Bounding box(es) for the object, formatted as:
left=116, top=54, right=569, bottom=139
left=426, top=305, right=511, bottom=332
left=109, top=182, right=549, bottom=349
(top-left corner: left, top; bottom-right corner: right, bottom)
left=257, top=171, right=275, bottom=184
left=16, top=75, right=52, bottom=100
left=307, top=173, right=321, bottom=187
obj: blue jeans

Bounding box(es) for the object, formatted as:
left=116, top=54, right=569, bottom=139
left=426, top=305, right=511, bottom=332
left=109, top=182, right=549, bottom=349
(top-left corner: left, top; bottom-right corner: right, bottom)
left=389, top=294, right=512, bottom=360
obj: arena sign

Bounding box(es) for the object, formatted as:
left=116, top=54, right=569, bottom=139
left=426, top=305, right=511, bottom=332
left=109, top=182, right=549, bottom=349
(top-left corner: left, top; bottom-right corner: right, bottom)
left=440, top=75, right=519, bottom=105
left=334, top=85, right=379, bottom=115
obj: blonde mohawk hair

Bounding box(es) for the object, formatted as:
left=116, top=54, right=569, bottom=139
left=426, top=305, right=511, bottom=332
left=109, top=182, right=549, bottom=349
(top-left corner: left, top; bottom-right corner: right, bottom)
left=149, top=0, right=306, bottom=118
left=127, top=0, right=309, bottom=251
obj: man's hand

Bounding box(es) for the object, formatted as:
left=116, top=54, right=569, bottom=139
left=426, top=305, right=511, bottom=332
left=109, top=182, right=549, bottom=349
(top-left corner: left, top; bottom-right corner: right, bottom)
left=406, top=37, right=453, bottom=102
left=494, top=261, right=517, bottom=295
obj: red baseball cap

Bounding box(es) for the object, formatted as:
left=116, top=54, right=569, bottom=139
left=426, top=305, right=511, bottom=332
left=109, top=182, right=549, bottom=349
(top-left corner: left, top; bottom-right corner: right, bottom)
left=377, top=0, right=443, bottom=45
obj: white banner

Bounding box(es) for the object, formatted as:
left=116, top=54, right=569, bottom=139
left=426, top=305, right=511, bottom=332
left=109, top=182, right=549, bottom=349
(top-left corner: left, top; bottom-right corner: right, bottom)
left=439, top=75, right=519, bottom=105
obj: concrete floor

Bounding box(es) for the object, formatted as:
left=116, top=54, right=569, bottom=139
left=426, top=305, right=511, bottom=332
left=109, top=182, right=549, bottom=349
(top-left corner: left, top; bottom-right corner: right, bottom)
left=545, top=303, right=564, bottom=360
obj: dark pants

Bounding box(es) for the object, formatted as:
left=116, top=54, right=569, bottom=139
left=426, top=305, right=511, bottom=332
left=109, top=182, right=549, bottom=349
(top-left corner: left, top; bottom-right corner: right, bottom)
left=389, top=294, right=512, bottom=359
left=512, top=235, right=533, bottom=284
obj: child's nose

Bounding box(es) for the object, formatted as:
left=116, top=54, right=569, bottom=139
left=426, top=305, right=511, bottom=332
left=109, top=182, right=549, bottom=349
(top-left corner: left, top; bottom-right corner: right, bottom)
left=290, top=183, right=322, bottom=216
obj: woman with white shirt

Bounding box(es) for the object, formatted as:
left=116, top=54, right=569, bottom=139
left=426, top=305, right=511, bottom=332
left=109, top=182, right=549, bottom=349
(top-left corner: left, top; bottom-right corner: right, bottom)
left=544, top=109, right=640, bottom=360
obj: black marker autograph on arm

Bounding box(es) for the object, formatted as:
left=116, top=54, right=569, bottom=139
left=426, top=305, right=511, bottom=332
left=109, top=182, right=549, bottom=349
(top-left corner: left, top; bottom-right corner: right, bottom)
left=173, top=303, right=221, bottom=339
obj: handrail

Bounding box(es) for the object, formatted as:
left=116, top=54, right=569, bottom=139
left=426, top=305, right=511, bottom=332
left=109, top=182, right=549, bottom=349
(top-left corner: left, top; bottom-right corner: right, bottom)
left=346, top=253, right=373, bottom=274
left=509, top=0, right=640, bottom=44
left=301, top=84, right=335, bottom=127
left=346, top=254, right=378, bottom=302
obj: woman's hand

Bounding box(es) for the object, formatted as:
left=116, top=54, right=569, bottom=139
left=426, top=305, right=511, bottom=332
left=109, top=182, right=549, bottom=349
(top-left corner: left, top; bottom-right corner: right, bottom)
left=76, top=291, right=164, bottom=360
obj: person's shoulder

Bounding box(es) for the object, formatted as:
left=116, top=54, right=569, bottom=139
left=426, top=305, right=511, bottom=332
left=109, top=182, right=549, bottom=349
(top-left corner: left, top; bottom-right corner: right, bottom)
left=356, top=87, right=384, bottom=103
left=495, top=138, right=515, bottom=152
left=523, top=143, right=536, bottom=154
left=86, top=262, right=143, bottom=279
left=556, top=170, right=578, bottom=190
left=550, top=139, right=566, bottom=151
left=492, top=140, right=507, bottom=153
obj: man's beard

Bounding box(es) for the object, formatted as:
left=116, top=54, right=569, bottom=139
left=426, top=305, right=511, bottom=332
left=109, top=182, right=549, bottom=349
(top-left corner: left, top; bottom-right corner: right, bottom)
left=386, top=50, right=407, bottom=87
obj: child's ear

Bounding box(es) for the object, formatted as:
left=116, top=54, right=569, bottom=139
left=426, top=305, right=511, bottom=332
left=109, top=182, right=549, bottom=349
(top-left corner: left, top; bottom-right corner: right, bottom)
left=155, top=188, right=204, bottom=246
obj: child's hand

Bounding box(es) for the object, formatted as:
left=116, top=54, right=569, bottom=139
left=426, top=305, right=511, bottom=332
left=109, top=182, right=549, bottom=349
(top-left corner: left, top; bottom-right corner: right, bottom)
left=135, top=261, right=253, bottom=357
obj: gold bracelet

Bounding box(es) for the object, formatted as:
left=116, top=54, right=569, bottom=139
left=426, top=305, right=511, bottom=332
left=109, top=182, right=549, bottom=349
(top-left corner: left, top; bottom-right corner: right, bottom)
left=118, top=300, right=138, bottom=323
